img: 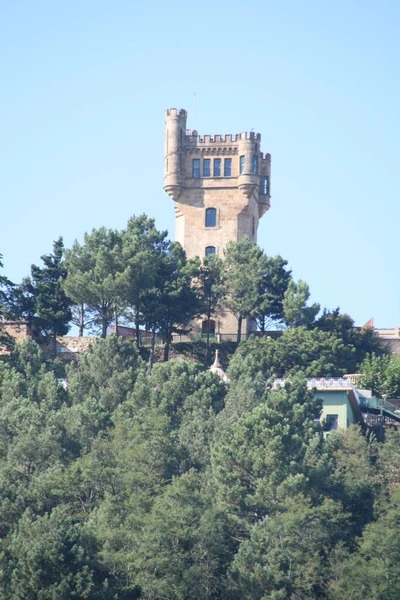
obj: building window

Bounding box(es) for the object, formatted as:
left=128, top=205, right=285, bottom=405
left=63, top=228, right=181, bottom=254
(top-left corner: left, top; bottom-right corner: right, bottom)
left=205, top=246, right=216, bottom=256
left=325, top=414, right=339, bottom=431
left=214, top=158, right=221, bottom=177
left=205, top=208, right=217, bottom=228
left=262, top=176, right=268, bottom=195
left=224, top=158, right=232, bottom=176
left=192, top=159, right=200, bottom=178
left=252, top=155, right=258, bottom=174
left=239, top=155, right=245, bottom=174
left=252, top=216, right=256, bottom=237
left=202, top=319, right=216, bottom=336
left=203, top=159, right=211, bottom=177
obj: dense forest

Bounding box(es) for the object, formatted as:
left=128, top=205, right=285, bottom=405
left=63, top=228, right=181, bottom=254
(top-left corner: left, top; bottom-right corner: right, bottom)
left=1, top=216, right=400, bottom=599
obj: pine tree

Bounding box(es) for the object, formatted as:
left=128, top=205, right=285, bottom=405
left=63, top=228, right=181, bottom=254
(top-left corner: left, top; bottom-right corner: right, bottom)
left=223, top=237, right=269, bottom=343
left=198, top=255, right=225, bottom=362
left=283, top=279, right=320, bottom=328
left=254, top=254, right=292, bottom=331
left=26, top=238, right=72, bottom=355
left=64, top=228, right=124, bottom=338
left=143, top=242, right=202, bottom=362
left=120, top=215, right=169, bottom=348
left=0, top=253, right=15, bottom=348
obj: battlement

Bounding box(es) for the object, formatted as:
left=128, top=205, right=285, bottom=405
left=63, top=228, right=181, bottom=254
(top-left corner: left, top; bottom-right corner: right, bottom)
left=185, top=131, right=261, bottom=144
left=164, top=106, right=271, bottom=206
left=165, top=108, right=187, bottom=118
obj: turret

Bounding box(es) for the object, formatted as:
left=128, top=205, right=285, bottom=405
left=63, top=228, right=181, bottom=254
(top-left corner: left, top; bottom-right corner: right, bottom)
left=237, top=132, right=260, bottom=199
left=164, top=108, right=187, bottom=201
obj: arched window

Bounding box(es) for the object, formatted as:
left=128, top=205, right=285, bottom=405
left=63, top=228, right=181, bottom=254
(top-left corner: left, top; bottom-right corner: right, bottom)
left=205, top=208, right=216, bottom=227
left=202, top=319, right=216, bottom=336
left=205, top=246, right=216, bottom=256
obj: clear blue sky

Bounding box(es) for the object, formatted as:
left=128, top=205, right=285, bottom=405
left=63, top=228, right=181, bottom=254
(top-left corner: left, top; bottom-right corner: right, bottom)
left=1, top=0, right=399, bottom=328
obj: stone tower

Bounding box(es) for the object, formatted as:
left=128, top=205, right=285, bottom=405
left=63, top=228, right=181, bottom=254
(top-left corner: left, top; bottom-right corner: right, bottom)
left=163, top=108, right=271, bottom=338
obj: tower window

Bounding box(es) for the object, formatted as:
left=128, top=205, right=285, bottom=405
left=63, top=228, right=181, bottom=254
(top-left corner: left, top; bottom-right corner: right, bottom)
left=252, top=216, right=256, bottom=237
left=252, top=155, right=258, bottom=174
left=205, top=208, right=217, bottom=228
left=203, top=159, right=211, bottom=177
left=205, top=246, right=216, bottom=256
left=262, top=176, right=268, bottom=195
left=239, top=155, right=245, bottom=174
left=214, top=158, right=221, bottom=177
left=202, top=319, right=216, bottom=336
left=224, top=158, right=232, bottom=176
left=192, top=159, right=200, bottom=178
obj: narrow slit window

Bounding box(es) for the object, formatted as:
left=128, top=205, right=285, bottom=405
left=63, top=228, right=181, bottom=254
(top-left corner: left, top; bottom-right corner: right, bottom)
left=262, top=176, right=268, bottom=195
left=205, top=208, right=217, bottom=228
left=252, top=155, right=258, bottom=174
left=214, top=158, right=221, bottom=176
left=224, top=158, right=232, bottom=176
left=239, top=155, right=245, bottom=174
left=203, top=159, right=211, bottom=177
left=192, top=159, right=201, bottom=178
left=205, top=246, right=216, bottom=256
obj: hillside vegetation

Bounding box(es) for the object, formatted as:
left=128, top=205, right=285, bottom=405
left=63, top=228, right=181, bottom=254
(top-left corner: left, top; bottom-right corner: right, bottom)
left=0, top=214, right=384, bottom=366
left=1, top=216, right=399, bottom=598
left=0, top=336, right=399, bottom=599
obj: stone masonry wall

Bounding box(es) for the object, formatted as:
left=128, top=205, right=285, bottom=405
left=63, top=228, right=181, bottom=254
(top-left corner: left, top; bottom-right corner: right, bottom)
left=56, top=336, right=97, bottom=355
left=0, top=321, right=31, bottom=354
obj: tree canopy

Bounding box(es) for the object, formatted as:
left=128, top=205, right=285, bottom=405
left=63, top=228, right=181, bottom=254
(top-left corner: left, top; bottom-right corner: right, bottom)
left=64, top=227, right=124, bottom=338
left=0, top=254, right=14, bottom=348
left=1, top=215, right=384, bottom=373
left=0, top=335, right=397, bottom=599
left=19, top=238, right=72, bottom=355
left=283, top=278, right=320, bottom=328
left=0, top=212, right=395, bottom=598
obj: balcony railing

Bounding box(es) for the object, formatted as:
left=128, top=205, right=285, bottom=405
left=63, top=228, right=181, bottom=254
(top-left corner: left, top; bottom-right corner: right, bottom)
left=274, top=377, right=355, bottom=390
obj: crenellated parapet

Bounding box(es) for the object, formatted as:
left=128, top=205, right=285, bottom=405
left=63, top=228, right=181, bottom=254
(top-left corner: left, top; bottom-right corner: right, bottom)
left=165, top=108, right=187, bottom=118
left=185, top=131, right=262, bottom=145
left=163, top=106, right=271, bottom=227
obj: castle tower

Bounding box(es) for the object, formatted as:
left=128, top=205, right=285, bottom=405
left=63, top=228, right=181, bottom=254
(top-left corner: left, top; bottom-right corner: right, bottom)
left=164, top=108, right=271, bottom=338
